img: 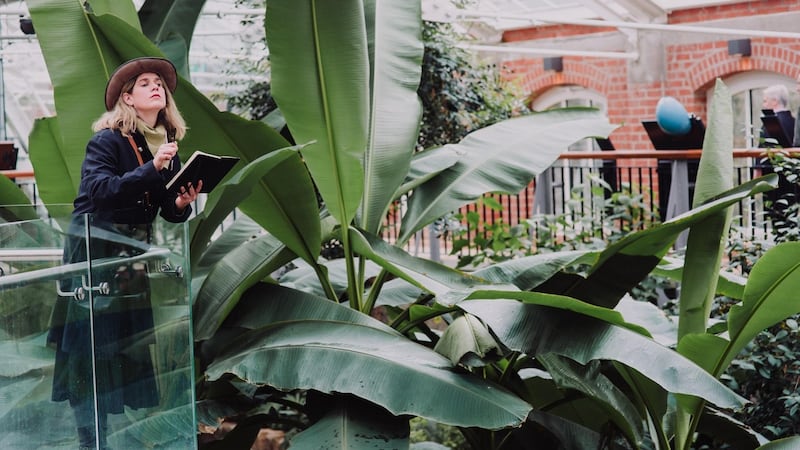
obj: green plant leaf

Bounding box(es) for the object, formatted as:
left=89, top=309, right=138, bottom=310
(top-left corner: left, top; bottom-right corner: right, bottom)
left=614, top=296, right=677, bottom=347
left=138, top=0, right=205, bottom=77
left=266, top=0, right=369, bottom=226
left=459, top=297, right=745, bottom=409
left=193, top=215, right=265, bottom=272
left=678, top=78, right=734, bottom=340
left=278, top=257, right=382, bottom=300
left=348, top=228, right=504, bottom=301
left=433, top=313, right=500, bottom=365
left=192, top=233, right=295, bottom=341
left=559, top=175, right=776, bottom=308
left=190, top=146, right=321, bottom=267
left=205, top=285, right=532, bottom=430
left=360, top=0, right=423, bottom=233
left=694, top=407, right=765, bottom=450
left=26, top=0, right=123, bottom=202
left=396, top=144, right=461, bottom=196
left=653, top=255, right=746, bottom=301
left=678, top=242, right=800, bottom=376
left=473, top=250, right=598, bottom=291
left=0, top=175, right=38, bottom=222
left=290, top=400, right=409, bottom=450
left=756, top=437, right=800, bottom=449
left=514, top=410, right=604, bottom=449
left=537, top=354, right=643, bottom=447
left=399, top=108, right=616, bottom=242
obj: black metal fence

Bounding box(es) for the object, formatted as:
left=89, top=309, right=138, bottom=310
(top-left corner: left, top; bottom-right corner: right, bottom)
left=382, top=149, right=780, bottom=263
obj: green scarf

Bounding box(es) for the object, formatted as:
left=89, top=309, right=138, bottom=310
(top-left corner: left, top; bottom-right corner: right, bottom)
left=137, top=118, right=168, bottom=157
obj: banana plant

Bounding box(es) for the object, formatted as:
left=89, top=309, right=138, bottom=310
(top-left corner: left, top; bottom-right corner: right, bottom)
left=14, top=1, right=800, bottom=449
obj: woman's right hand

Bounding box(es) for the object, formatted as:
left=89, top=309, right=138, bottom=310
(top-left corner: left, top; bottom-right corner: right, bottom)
left=154, top=142, right=179, bottom=171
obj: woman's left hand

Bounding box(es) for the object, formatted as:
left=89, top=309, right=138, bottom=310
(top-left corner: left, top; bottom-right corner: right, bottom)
left=175, top=180, right=203, bottom=211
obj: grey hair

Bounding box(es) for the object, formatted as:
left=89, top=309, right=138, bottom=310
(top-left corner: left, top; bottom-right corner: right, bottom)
left=764, top=84, right=790, bottom=109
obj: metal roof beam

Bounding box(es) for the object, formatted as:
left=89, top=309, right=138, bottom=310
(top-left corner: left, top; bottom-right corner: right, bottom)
left=454, top=10, right=800, bottom=39
left=583, top=0, right=667, bottom=23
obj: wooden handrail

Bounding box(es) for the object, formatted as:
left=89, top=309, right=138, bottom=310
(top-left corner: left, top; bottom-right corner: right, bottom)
left=558, top=148, right=795, bottom=160
left=1, top=170, right=34, bottom=178
left=2, top=148, right=794, bottom=180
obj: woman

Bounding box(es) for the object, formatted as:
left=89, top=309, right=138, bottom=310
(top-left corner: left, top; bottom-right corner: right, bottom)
left=47, top=57, right=201, bottom=449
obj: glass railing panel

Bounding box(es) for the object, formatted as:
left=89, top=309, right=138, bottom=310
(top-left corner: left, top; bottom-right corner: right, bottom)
left=0, top=212, right=196, bottom=450
left=85, top=215, right=195, bottom=450
left=0, top=213, right=94, bottom=449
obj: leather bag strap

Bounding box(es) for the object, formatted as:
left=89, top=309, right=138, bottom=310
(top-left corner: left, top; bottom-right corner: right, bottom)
left=127, top=135, right=144, bottom=166
left=126, top=134, right=151, bottom=208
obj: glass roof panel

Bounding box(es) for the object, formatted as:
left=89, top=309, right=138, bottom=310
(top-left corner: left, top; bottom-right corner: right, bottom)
left=0, top=0, right=752, bottom=161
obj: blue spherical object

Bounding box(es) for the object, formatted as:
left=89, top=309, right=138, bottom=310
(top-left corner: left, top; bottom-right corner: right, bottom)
left=655, top=96, right=691, bottom=135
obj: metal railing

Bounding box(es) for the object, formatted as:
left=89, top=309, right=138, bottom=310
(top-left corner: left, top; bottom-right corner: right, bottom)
left=382, top=149, right=783, bottom=262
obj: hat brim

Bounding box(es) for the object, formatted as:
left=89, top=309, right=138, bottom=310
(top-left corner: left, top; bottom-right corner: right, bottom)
left=105, top=57, right=178, bottom=111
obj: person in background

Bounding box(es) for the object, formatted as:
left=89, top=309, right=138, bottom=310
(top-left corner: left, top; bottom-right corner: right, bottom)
left=47, top=57, right=202, bottom=450
left=758, top=83, right=797, bottom=230
left=760, top=84, right=795, bottom=147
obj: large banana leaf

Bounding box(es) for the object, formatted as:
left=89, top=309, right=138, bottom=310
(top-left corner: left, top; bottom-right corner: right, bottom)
left=266, top=0, right=369, bottom=226
left=348, top=228, right=506, bottom=301
left=0, top=175, right=38, bottom=222
left=399, top=108, right=616, bottom=242
left=677, top=78, right=734, bottom=339
left=26, top=118, right=72, bottom=217
left=397, top=143, right=461, bottom=195
left=537, top=354, right=644, bottom=446
left=555, top=175, right=776, bottom=308
left=27, top=0, right=133, bottom=202
left=193, top=234, right=295, bottom=341
left=458, top=296, right=745, bottom=410
left=653, top=255, right=746, bottom=301
left=193, top=215, right=265, bottom=271
left=205, top=284, right=532, bottom=430
left=290, top=400, right=409, bottom=450
left=138, top=0, right=205, bottom=77
left=108, top=404, right=195, bottom=448
left=473, top=250, right=598, bottom=291
left=757, top=437, right=800, bottom=449
left=360, top=0, right=423, bottom=233
left=672, top=79, right=735, bottom=448
left=433, top=311, right=642, bottom=447
left=678, top=242, right=800, bottom=375
left=189, top=146, right=320, bottom=266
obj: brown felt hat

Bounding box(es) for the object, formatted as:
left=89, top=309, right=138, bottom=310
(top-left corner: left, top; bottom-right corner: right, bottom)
left=105, top=57, right=178, bottom=110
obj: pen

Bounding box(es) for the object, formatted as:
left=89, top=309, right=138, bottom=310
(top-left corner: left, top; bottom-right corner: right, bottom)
left=168, top=130, right=176, bottom=171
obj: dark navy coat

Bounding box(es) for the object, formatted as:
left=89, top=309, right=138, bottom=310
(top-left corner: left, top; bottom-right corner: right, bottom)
left=49, top=128, right=191, bottom=416
left=73, top=128, right=190, bottom=225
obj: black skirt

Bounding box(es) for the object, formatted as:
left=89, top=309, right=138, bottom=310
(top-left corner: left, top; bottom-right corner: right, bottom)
left=47, top=218, right=158, bottom=413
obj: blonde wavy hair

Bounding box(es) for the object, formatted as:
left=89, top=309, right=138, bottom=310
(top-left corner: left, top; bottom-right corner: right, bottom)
left=92, top=75, right=187, bottom=139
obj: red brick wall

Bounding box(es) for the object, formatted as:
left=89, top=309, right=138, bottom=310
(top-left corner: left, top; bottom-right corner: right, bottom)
left=501, top=0, right=800, bottom=156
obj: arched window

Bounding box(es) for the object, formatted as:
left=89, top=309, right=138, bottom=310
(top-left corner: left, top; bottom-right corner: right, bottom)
left=531, top=85, right=607, bottom=151
left=529, top=85, right=610, bottom=217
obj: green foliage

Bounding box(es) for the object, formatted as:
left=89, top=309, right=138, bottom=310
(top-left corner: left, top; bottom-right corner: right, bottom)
left=765, top=152, right=800, bottom=243
left=417, top=21, right=529, bottom=150
left=410, top=418, right=469, bottom=449
left=725, top=318, right=800, bottom=439
left=451, top=176, right=658, bottom=268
